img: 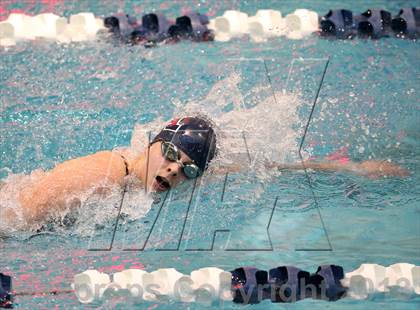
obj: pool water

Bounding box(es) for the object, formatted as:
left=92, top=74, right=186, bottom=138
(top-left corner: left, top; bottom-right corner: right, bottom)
left=0, top=0, right=419, bottom=309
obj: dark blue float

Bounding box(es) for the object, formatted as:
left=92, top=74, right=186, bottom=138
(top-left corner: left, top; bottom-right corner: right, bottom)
left=0, top=273, right=12, bottom=309
left=230, top=264, right=346, bottom=304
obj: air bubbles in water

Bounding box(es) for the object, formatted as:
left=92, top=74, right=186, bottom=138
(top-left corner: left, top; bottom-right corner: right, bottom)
left=1, top=72, right=304, bottom=234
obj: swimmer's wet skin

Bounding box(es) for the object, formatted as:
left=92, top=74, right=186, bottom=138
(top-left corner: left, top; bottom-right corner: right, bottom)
left=10, top=116, right=409, bottom=226
left=16, top=117, right=216, bottom=224
left=270, top=159, right=409, bottom=178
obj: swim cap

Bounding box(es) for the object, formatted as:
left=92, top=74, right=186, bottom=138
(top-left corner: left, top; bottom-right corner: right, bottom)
left=152, top=117, right=217, bottom=172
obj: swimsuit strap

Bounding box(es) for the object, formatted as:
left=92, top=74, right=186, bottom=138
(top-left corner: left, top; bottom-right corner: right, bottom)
left=118, top=154, right=130, bottom=176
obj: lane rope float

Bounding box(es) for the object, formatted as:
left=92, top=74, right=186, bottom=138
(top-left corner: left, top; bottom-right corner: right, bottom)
left=2, top=263, right=419, bottom=307
left=0, top=7, right=418, bottom=47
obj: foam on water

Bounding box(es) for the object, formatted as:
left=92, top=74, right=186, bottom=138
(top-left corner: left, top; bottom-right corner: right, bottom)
left=132, top=72, right=303, bottom=176
left=0, top=72, right=302, bottom=236
left=0, top=172, right=154, bottom=236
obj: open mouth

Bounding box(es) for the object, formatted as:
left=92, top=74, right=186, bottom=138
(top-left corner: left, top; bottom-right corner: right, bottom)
left=154, top=175, right=171, bottom=191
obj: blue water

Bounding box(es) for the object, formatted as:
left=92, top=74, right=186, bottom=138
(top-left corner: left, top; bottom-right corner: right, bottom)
left=0, top=0, right=419, bottom=309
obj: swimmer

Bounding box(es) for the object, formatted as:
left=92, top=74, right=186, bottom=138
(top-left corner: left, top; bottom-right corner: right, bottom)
left=3, top=116, right=409, bottom=225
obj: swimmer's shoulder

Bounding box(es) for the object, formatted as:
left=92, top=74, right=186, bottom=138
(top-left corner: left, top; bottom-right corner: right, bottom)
left=50, top=150, right=128, bottom=184
left=112, top=147, right=139, bottom=161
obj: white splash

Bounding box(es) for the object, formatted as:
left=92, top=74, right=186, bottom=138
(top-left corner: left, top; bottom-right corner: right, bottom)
left=134, top=72, right=303, bottom=176
left=1, top=73, right=302, bottom=234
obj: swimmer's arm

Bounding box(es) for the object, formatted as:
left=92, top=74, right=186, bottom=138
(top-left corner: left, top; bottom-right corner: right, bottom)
left=269, top=160, right=409, bottom=178
left=18, top=151, right=127, bottom=223
left=209, top=159, right=409, bottom=178
left=211, top=162, right=350, bottom=175
left=209, top=164, right=243, bottom=175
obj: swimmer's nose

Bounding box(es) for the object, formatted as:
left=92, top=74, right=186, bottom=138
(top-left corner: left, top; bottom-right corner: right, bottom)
left=163, top=162, right=182, bottom=179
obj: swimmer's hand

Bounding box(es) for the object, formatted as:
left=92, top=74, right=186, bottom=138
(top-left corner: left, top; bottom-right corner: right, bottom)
left=354, top=160, right=410, bottom=178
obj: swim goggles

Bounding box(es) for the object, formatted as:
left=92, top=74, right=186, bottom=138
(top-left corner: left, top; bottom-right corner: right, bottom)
left=161, top=141, right=202, bottom=179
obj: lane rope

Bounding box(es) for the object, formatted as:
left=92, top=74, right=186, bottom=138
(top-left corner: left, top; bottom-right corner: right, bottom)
left=1, top=7, right=418, bottom=47
left=2, top=263, right=419, bottom=307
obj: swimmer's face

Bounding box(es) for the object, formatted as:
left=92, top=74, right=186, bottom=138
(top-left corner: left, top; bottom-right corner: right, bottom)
left=144, top=141, right=192, bottom=192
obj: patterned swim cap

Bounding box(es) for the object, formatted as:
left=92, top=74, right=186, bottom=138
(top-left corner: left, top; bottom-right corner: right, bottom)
left=152, top=117, right=217, bottom=171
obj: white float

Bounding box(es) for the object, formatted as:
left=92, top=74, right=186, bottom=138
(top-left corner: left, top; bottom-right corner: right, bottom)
left=190, top=267, right=232, bottom=303
left=413, top=266, right=420, bottom=294
left=72, top=267, right=233, bottom=304
left=248, top=9, right=286, bottom=42
left=0, top=22, right=15, bottom=46
left=111, top=268, right=149, bottom=298
left=20, top=15, right=38, bottom=39
left=386, top=263, right=416, bottom=292
left=5, top=13, right=25, bottom=39
left=72, top=270, right=111, bottom=304
left=209, top=8, right=319, bottom=42
left=142, top=268, right=192, bottom=301
left=0, top=12, right=105, bottom=45
left=207, top=18, right=231, bottom=42
left=54, top=17, right=70, bottom=43
left=60, top=13, right=102, bottom=42
left=70, top=13, right=104, bottom=38
left=212, top=10, right=249, bottom=40
left=36, top=13, right=62, bottom=39
left=341, top=264, right=387, bottom=299
left=342, top=263, right=420, bottom=299
left=285, top=9, right=319, bottom=39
